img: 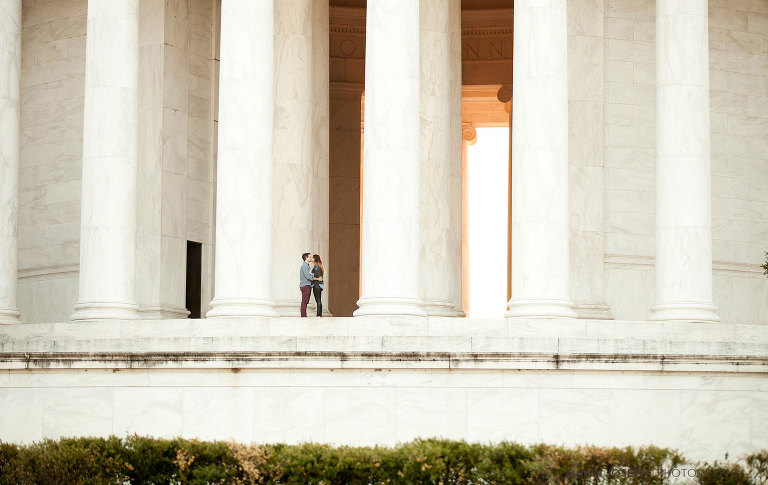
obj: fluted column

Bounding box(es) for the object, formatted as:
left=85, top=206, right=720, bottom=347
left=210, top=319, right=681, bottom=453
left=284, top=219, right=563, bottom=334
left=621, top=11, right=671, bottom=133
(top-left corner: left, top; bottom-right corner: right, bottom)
left=208, top=0, right=277, bottom=318
left=72, top=0, right=140, bottom=320
left=506, top=0, right=576, bottom=318
left=651, top=0, right=718, bottom=322
left=419, top=0, right=455, bottom=316
left=0, top=0, right=21, bottom=324
left=355, top=0, right=424, bottom=317
left=272, top=0, right=314, bottom=316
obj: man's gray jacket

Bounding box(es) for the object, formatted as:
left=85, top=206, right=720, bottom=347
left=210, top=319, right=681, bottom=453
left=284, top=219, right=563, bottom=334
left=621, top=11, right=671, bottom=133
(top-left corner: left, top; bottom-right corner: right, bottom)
left=300, top=261, right=313, bottom=287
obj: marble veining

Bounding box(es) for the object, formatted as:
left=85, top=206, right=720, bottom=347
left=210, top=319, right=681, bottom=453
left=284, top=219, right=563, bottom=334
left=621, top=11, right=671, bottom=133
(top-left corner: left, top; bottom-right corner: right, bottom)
left=0, top=0, right=22, bottom=323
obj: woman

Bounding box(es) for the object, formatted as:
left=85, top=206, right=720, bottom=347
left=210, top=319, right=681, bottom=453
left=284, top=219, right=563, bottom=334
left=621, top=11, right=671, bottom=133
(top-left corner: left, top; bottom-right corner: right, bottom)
left=311, top=254, right=325, bottom=317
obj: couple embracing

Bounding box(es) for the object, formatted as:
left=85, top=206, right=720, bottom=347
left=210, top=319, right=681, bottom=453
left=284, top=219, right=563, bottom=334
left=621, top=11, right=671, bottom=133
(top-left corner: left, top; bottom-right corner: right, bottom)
left=299, top=252, right=325, bottom=317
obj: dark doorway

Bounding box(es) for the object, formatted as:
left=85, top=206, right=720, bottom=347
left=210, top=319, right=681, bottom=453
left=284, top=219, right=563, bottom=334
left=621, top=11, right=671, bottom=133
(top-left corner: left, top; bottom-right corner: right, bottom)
left=186, top=241, right=203, bottom=318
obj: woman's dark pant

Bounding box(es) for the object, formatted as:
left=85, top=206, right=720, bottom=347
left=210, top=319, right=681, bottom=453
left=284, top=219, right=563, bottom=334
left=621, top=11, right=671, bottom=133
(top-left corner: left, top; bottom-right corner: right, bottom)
left=313, top=286, right=323, bottom=317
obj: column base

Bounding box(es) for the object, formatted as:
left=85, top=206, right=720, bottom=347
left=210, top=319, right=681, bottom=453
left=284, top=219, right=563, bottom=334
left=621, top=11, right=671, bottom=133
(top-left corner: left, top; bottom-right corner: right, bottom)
left=138, top=305, right=191, bottom=319
left=505, top=298, right=577, bottom=319
left=71, top=302, right=140, bottom=321
left=573, top=302, right=615, bottom=320
left=421, top=299, right=459, bottom=317
left=274, top=300, right=300, bottom=317
left=650, top=301, right=720, bottom=323
left=206, top=297, right=278, bottom=318
left=354, top=297, right=426, bottom=317
left=0, top=308, right=22, bottom=324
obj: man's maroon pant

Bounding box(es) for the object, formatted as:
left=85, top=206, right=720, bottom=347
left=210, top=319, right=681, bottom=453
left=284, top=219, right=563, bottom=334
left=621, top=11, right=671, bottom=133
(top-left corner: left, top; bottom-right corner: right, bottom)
left=300, top=285, right=312, bottom=317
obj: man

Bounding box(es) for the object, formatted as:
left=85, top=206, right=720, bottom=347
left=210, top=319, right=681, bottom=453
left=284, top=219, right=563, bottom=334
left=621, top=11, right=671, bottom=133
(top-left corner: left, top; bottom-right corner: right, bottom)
left=299, top=252, right=314, bottom=317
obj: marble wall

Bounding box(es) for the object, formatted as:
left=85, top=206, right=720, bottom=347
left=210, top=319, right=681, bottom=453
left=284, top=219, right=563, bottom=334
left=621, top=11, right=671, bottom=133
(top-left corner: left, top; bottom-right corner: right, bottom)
left=16, top=0, right=217, bottom=323
left=708, top=0, right=768, bottom=324
left=1, top=366, right=765, bottom=462
left=17, top=0, right=87, bottom=323
left=136, top=0, right=216, bottom=319
left=568, top=0, right=612, bottom=319
left=603, top=0, right=768, bottom=324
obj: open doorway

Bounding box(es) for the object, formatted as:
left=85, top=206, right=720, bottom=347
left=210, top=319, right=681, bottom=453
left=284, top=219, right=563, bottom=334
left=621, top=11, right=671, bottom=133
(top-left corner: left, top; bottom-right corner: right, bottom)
left=466, top=127, right=509, bottom=317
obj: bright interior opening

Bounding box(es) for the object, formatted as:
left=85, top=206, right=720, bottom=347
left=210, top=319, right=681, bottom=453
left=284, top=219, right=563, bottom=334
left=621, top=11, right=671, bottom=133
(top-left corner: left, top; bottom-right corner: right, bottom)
left=467, top=126, right=509, bottom=318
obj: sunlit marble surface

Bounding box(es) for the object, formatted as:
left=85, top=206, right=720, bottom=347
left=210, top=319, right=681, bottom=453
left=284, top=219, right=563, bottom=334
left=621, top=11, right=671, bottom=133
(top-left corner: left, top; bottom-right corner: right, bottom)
left=0, top=315, right=766, bottom=461
left=71, top=0, right=141, bottom=321
left=356, top=0, right=424, bottom=317
left=272, top=0, right=315, bottom=315
left=0, top=0, right=22, bottom=324
left=419, top=0, right=458, bottom=317
left=208, top=0, right=277, bottom=317
left=507, top=0, right=575, bottom=318
left=652, top=0, right=719, bottom=322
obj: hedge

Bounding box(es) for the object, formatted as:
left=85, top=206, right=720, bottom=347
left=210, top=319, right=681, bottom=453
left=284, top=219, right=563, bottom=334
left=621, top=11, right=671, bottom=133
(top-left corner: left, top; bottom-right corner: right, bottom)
left=0, top=437, right=766, bottom=484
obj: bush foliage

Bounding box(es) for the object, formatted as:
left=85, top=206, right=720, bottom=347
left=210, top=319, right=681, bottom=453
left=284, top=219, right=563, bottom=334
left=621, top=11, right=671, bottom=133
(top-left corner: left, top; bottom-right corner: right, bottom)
left=0, top=436, right=765, bottom=484
left=762, top=252, right=768, bottom=277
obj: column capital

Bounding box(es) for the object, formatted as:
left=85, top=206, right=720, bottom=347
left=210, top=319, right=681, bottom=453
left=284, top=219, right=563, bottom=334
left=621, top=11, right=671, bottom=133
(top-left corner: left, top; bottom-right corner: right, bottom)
left=497, top=84, right=512, bottom=113
left=496, top=84, right=512, bottom=103
left=462, top=123, right=477, bottom=145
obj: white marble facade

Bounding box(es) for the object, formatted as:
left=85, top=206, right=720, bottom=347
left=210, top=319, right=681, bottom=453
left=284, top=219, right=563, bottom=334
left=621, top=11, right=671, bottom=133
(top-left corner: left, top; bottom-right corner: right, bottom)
left=0, top=0, right=767, bottom=461
left=1, top=317, right=767, bottom=462
left=5, top=0, right=767, bottom=325
left=4, top=0, right=764, bottom=326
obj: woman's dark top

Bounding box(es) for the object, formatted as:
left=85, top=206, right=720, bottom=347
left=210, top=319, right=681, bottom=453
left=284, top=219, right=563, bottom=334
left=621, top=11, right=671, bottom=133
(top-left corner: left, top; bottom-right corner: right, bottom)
left=312, top=265, right=324, bottom=288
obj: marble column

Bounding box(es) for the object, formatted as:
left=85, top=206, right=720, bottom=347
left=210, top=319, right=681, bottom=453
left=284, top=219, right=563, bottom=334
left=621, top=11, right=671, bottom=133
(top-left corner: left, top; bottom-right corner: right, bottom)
left=72, top=0, right=141, bottom=321
left=207, top=0, right=277, bottom=318
left=272, top=0, right=314, bottom=316
left=355, top=0, right=425, bottom=317
left=651, top=0, right=719, bottom=322
left=419, top=0, right=455, bottom=316
left=0, top=0, right=22, bottom=324
left=449, top=0, right=463, bottom=316
left=506, top=0, right=576, bottom=318
left=311, top=0, right=331, bottom=316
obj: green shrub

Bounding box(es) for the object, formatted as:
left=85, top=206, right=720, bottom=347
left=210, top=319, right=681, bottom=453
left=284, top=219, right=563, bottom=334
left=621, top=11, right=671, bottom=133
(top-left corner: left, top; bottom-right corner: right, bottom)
left=746, top=451, right=768, bottom=485
left=695, top=461, right=752, bottom=485
left=763, top=252, right=768, bottom=277
left=0, top=436, right=764, bottom=485
left=0, top=437, right=130, bottom=485
left=121, top=436, right=243, bottom=484
left=523, top=443, right=683, bottom=484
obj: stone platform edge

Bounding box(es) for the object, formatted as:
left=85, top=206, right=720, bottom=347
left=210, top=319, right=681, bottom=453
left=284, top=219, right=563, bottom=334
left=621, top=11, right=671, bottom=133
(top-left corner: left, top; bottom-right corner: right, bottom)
left=1, top=317, right=766, bottom=373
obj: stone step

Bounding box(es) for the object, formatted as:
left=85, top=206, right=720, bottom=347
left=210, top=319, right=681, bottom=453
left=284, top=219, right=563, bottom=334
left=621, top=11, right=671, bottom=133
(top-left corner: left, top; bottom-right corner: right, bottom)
left=2, top=316, right=767, bottom=341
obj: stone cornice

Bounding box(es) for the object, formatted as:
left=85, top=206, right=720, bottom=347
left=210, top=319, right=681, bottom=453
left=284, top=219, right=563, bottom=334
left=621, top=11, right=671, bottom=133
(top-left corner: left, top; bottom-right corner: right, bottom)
left=462, top=27, right=512, bottom=36
left=330, top=25, right=365, bottom=35
left=2, top=318, right=766, bottom=373
left=329, top=25, right=513, bottom=37
left=3, top=348, right=766, bottom=373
